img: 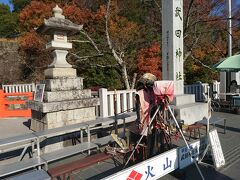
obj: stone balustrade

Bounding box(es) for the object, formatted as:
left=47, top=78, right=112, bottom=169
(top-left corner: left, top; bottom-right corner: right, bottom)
left=99, top=88, right=136, bottom=118
left=2, top=83, right=35, bottom=93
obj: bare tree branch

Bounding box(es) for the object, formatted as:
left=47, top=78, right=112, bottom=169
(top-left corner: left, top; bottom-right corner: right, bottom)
left=69, top=40, right=90, bottom=43
left=184, top=0, right=195, bottom=34
left=153, top=0, right=161, bottom=11
left=190, top=54, right=212, bottom=70
left=73, top=63, right=118, bottom=69
left=93, top=64, right=119, bottom=68
left=79, top=30, right=102, bottom=54
left=69, top=52, right=103, bottom=61
left=184, top=35, right=200, bottom=61
left=105, top=0, right=130, bottom=89
left=105, top=0, right=124, bottom=65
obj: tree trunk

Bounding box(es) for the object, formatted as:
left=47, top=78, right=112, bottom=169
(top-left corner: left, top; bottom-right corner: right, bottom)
left=131, top=73, right=137, bottom=89
left=105, top=0, right=131, bottom=89
left=121, top=63, right=130, bottom=89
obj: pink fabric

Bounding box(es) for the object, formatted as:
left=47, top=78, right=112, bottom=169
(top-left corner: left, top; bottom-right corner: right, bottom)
left=137, top=81, right=174, bottom=136
left=137, top=89, right=155, bottom=136
left=153, top=81, right=174, bottom=102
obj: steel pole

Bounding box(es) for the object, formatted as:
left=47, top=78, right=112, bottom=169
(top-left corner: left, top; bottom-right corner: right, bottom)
left=228, top=0, right=232, bottom=57
left=226, top=0, right=232, bottom=92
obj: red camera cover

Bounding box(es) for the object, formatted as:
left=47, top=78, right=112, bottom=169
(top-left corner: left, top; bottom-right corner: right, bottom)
left=153, top=81, right=174, bottom=102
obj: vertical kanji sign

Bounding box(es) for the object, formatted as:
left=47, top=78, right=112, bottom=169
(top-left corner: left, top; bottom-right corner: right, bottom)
left=162, top=0, right=184, bottom=95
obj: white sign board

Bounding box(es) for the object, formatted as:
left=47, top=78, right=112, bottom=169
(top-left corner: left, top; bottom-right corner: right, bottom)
left=34, top=84, right=45, bottom=102
left=179, top=137, right=208, bottom=169
left=209, top=129, right=225, bottom=168
left=104, top=149, right=178, bottom=180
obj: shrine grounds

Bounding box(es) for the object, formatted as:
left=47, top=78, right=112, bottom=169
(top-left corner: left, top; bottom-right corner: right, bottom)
left=0, top=111, right=239, bottom=180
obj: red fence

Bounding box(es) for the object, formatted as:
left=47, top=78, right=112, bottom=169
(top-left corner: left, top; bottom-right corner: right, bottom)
left=0, top=90, right=33, bottom=118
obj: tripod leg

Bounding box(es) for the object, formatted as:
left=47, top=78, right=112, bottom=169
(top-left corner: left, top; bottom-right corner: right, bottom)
left=124, top=104, right=162, bottom=168
left=167, top=106, right=205, bottom=180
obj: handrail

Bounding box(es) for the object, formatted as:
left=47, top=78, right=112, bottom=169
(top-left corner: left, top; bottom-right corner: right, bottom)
left=99, top=88, right=136, bottom=117
left=2, top=83, right=35, bottom=93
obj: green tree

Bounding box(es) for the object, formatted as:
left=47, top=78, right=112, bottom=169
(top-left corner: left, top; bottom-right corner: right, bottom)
left=11, top=0, right=30, bottom=12
left=0, top=4, right=19, bottom=37
left=0, top=4, right=10, bottom=15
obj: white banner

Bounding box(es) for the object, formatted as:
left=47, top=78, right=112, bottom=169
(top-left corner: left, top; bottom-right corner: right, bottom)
left=209, top=129, right=225, bottom=168
left=104, top=149, right=178, bottom=180
left=178, top=137, right=208, bottom=169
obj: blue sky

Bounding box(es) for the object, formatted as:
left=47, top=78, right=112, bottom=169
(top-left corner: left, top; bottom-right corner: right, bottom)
left=0, top=0, right=13, bottom=10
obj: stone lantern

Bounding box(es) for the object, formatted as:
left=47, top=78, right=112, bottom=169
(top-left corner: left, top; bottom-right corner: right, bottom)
left=29, top=5, right=98, bottom=152
left=37, top=5, right=83, bottom=78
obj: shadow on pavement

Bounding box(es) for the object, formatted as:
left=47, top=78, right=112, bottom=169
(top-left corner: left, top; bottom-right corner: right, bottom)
left=22, top=119, right=31, bottom=129
left=215, top=124, right=240, bottom=133
left=182, top=164, right=234, bottom=180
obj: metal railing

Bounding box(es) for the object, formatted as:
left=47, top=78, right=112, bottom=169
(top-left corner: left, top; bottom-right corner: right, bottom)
left=184, top=83, right=209, bottom=102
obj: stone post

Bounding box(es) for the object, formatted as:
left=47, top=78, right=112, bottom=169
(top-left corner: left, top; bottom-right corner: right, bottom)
left=162, top=0, right=184, bottom=95
left=161, top=0, right=208, bottom=125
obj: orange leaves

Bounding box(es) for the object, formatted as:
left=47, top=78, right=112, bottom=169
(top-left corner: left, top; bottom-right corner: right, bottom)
left=19, top=1, right=54, bottom=31
left=93, top=1, right=139, bottom=49
left=192, top=64, right=200, bottom=72
left=94, top=5, right=107, bottom=21
left=193, top=49, right=205, bottom=59
left=20, top=31, right=44, bottom=53
left=137, top=42, right=162, bottom=79
left=109, top=16, right=139, bottom=44
left=108, top=13, right=139, bottom=51
left=20, top=2, right=92, bottom=31
left=19, top=1, right=93, bottom=31
left=63, top=4, right=92, bottom=25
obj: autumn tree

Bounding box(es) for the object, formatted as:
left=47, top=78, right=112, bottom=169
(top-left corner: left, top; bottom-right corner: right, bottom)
left=136, top=42, right=162, bottom=79
left=63, top=0, right=141, bottom=89
left=182, top=0, right=240, bottom=83
left=17, top=1, right=54, bottom=82
left=19, top=31, right=52, bottom=82
left=104, top=0, right=141, bottom=89
left=16, top=0, right=239, bottom=87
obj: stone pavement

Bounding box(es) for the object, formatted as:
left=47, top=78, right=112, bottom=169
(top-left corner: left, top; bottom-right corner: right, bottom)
left=71, top=111, right=240, bottom=180
left=168, top=111, right=240, bottom=180
left=0, top=111, right=240, bottom=179
left=0, top=117, right=32, bottom=139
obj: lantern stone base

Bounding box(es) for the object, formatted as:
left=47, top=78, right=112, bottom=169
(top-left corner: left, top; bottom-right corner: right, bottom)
left=28, top=97, right=99, bottom=113
left=44, top=67, right=77, bottom=79
left=30, top=107, right=96, bottom=131
left=29, top=77, right=98, bottom=153
left=41, top=77, right=83, bottom=91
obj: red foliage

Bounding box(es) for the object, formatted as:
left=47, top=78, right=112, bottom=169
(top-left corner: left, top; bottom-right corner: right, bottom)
left=19, top=1, right=54, bottom=31
left=20, top=31, right=44, bottom=53
left=137, top=42, right=162, bottom=79
left=63, top=4, right=93, bottom=25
